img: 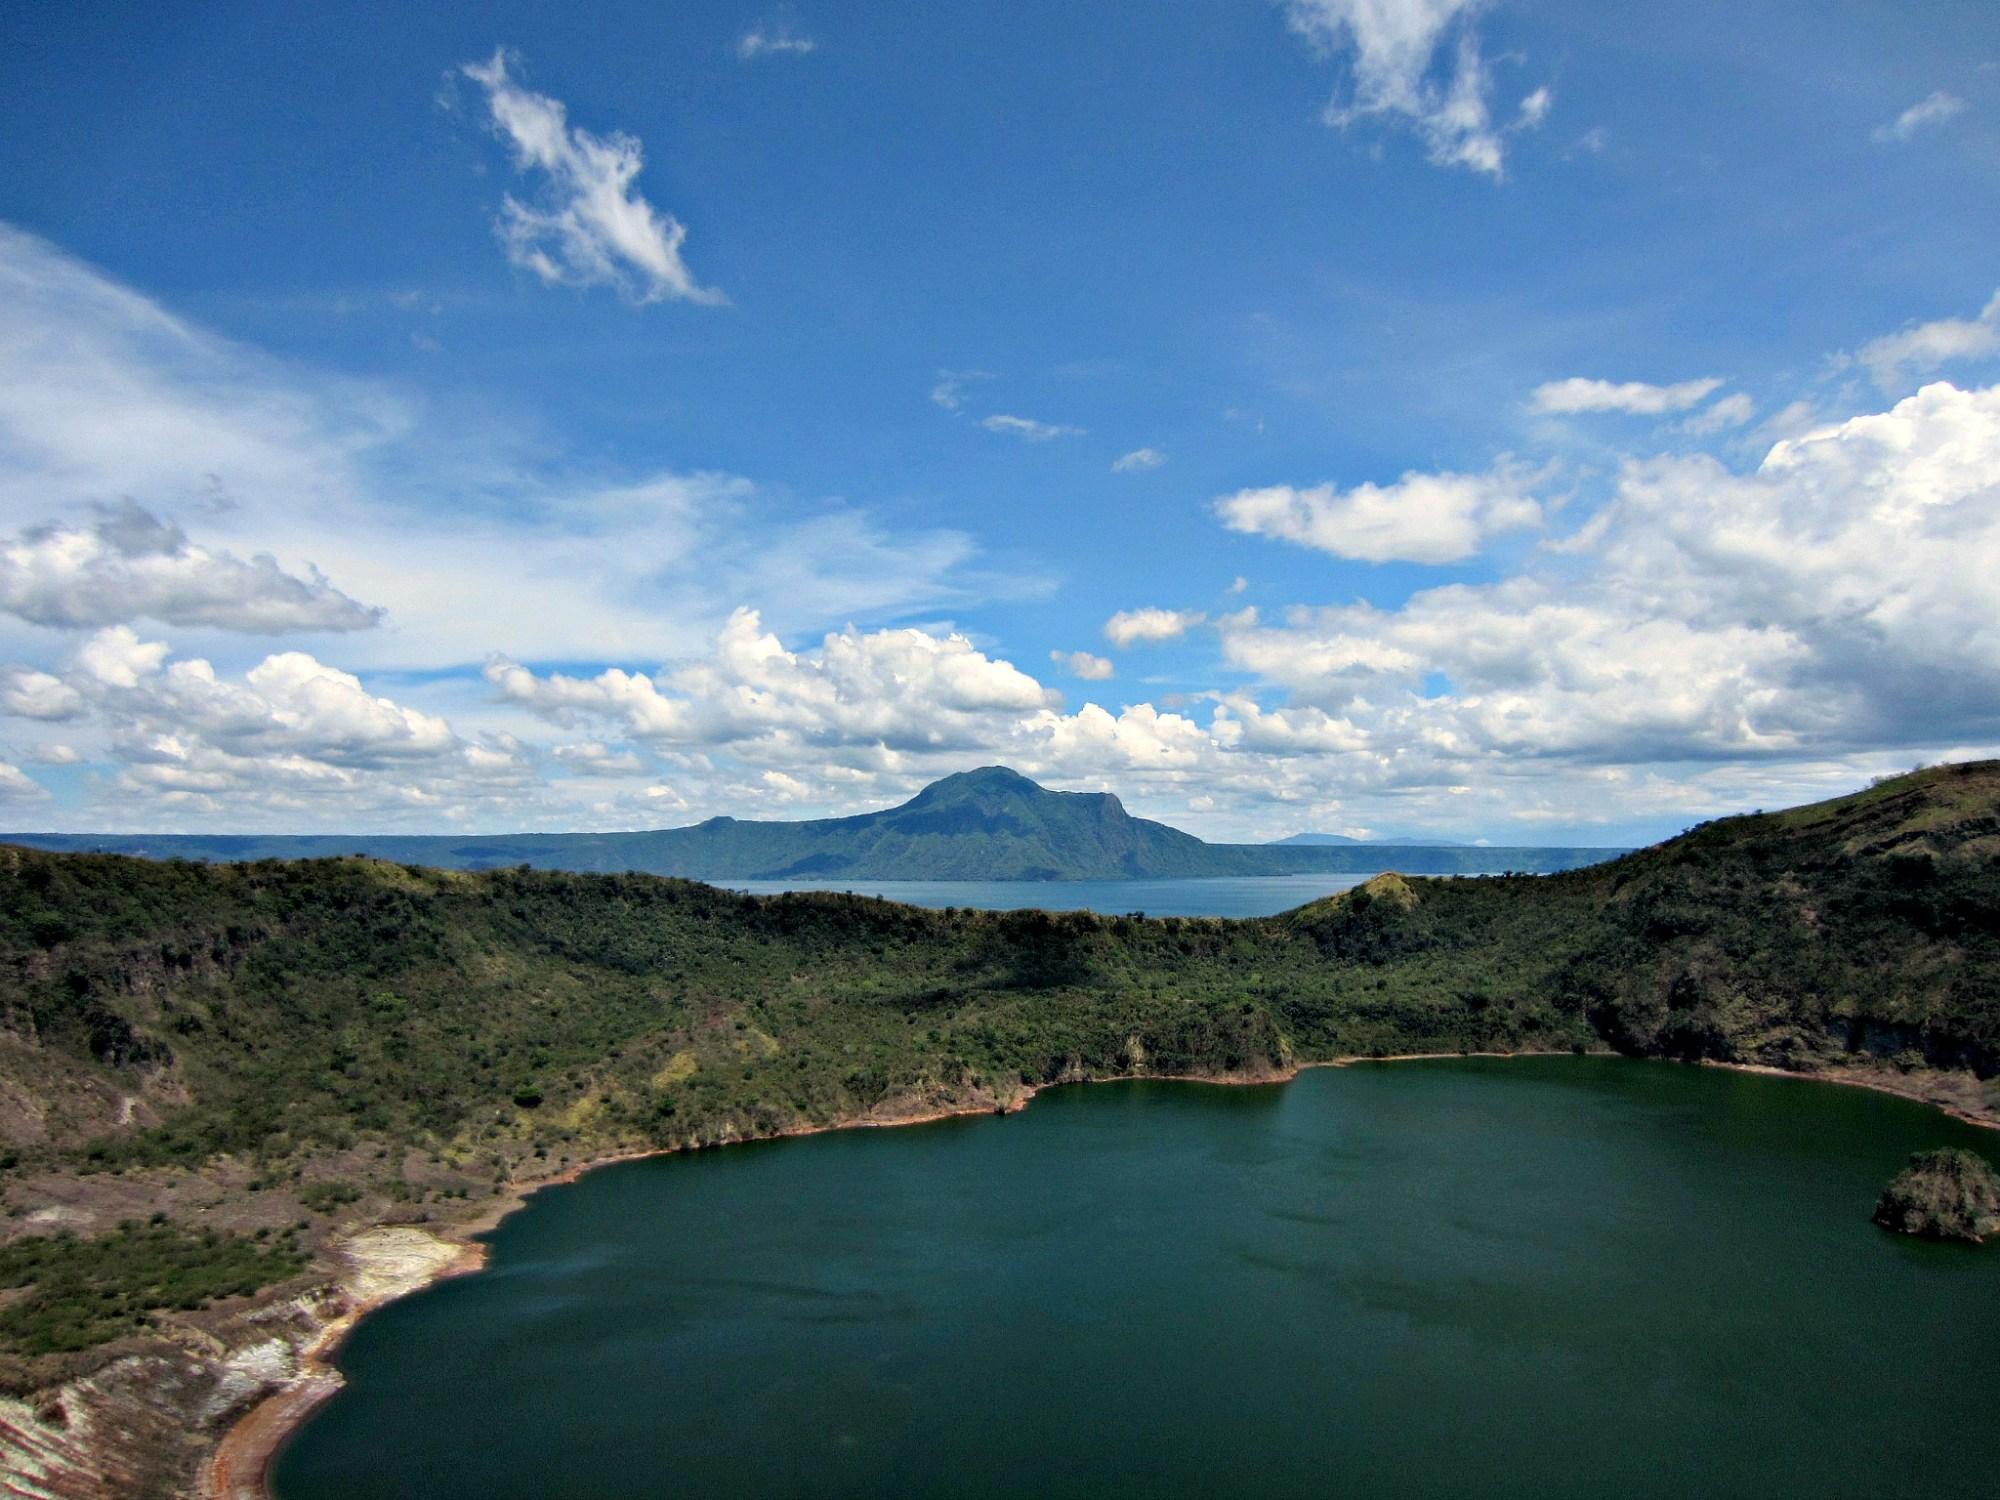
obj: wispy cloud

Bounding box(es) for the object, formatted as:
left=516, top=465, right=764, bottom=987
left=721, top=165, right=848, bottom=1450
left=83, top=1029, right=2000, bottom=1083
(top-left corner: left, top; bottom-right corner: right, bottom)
left=1530, top=376, right=1724, bottom=415
left=1680, top=392, right=1757, bottom=435
left=1854, top=289, right=2000, bottom=390
left=929, top=369, right=990, bottom=412
left=1285, top=0, right=1546, bottom=178
left=1112, top=447, right=1166, bottom=472
left=1515, top=85, right=1553, bottom=130
left=0, top=224, right=988, bottom=672
left=1873, top=90, right=1966, bottom=143
left=981, top=414, right=1084, bottom=442
left=460, top=48, right=725, bottom=306
left=737, top=19, right=818, bottom=60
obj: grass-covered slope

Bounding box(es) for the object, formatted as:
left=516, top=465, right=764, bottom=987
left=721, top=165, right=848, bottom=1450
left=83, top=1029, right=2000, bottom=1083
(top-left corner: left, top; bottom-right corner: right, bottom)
left=3, top=765, right=1619, bottom=879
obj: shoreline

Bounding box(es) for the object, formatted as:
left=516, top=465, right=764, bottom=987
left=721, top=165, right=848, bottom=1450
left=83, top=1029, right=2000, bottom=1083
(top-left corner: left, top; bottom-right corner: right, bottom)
left=206, top=1046, right=1991, bottom=1500
left=1699, top=1058, right=2000, bottom=1132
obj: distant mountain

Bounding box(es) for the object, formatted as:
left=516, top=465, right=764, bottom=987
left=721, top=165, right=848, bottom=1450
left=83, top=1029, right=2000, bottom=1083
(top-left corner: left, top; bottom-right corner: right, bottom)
left=1269, top=832, right=1467, bottom=848
left=4, top=766, right=1621, bottom=879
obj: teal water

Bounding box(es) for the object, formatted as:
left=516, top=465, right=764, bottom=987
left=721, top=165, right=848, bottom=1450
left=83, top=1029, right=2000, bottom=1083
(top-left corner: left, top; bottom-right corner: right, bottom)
left=275, top=1059, right=2000, bottom=1499
left=723, top=873, right=1377, bottom=917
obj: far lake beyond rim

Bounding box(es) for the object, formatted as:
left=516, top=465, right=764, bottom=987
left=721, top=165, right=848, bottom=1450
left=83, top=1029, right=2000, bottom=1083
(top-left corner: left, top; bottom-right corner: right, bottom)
left=721, top=873, right=1379, bottom=917
left=273, top=1057, right=2000, bottom=1500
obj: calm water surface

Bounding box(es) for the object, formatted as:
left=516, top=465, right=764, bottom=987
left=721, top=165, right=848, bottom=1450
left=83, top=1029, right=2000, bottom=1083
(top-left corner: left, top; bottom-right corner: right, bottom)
left=276, top=1059, right=2000, bottom=1499
left=722, top=874, right=1377, bottom=917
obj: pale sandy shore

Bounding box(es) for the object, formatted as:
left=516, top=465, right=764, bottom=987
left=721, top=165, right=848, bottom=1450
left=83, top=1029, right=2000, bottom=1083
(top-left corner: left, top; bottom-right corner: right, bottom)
left=205, top=1046, right=1992, bottom=1500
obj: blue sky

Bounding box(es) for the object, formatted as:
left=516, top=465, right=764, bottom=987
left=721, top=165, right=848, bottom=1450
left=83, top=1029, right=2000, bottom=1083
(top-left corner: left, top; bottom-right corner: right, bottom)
left=0, top=0, right=1996, bottom=844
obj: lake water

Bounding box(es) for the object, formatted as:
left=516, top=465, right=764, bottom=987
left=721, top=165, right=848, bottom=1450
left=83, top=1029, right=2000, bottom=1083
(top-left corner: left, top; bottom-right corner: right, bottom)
left=723, top=873, right=1379, bottom=917
left=275, top=1059, right=2000, bottom=1499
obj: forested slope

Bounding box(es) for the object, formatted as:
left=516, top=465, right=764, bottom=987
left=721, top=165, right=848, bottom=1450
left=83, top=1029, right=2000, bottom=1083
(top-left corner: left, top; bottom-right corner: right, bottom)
left=0, top=761, right=1992, bottom=1403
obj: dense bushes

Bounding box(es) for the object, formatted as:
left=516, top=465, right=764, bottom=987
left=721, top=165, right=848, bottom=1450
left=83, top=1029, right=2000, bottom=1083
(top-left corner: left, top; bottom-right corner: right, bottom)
left=0, top=1223, right=306, bottom=1354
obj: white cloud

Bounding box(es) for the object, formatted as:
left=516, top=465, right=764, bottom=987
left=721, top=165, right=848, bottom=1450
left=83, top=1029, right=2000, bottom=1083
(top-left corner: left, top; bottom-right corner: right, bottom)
left=27, top=743, right=79, bottom=766
left=0, top=502, right=380, bottom=633
left=1104, top=607, right=1206, bottom=647
left=9, top=377, right=1995, bottom=839
left=737, top=20, right=817, bottom=60
left=0, top=226, right=990, bottom=671
left=1215, top=463, right=1542, bottom=564
left=460, top=48, right=724, bottom=306
left=981, top=414, right=1084, bottom=442
left=1285, top=0, right=1536, bottom=178
left=552, top=741, right=649, bottom=776
left=490, top=607, right=1058, bottom=755
left=929, top=370, right=990, bottom=412
left=1680, top=392, right=1757, bottom=435
left=1530, top=376, right=1725, bottom=415
left=0, top=667, right=85, bottom=721
left=0, top=760, right=45, bottom=804
left=1216, top=381, right=2000, bottom=764
left=1050, top=649, right=1114, bottom=680
left=1873, top=90, right=1967, bottom=143
left=1112, top=447, right=1166, bottom=472
left=4, top=627, right=535, bottom=824
left=1855, top=290, right=2000, bottom=391
left=1515, top=85, right=1552, bottom=129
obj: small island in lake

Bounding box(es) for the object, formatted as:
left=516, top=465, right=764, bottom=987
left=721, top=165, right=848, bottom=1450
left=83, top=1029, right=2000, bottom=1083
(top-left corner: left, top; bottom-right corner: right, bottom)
left=1873, top=1148, right=2000, bottom=1243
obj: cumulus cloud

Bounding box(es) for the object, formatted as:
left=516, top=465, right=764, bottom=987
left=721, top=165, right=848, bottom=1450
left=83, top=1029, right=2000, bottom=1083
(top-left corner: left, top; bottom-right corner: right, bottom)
left=1530, top=376, right=1725, bottom=415
left=1217, top=381, right=2000, bottom=764
left=489, top=608, right=1058, bottom=755
left=1285, top=0, right=1537, bottom=177
left=1050, top=649, right=1114, bottom=680
left=0, top=666, right=85, bottom=721
left=1855, top=290, right=2000, bottom=391
left=3, top=628, right=535, bottom=823
left=0, top=760, right=45, bottom=804
left=1104, top=607, right=1205, bottom=647
left=461, top=48, right=724, bottom=305
left=737, top=19, right=817, bottom=60
left=981, top=414, right=1084, bottom=442
left=1873, top=91, right=1966, bottom=143
left=1216, top=464, right=1542, bottom=564
left=1112, top=448, right=1166, bottom=472
left=0, top=502, right=380, bottom=633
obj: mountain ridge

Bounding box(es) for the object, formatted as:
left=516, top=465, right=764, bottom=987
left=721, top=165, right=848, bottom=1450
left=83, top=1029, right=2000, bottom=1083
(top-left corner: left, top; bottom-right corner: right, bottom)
left=2, top=764, right=1619, bottom=879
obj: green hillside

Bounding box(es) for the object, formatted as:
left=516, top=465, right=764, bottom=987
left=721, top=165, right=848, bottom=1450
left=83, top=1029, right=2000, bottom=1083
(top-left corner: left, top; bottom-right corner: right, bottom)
left=0, top=761, right=1993, bottom=1381
left=2, top=765, right=1619, bottom=879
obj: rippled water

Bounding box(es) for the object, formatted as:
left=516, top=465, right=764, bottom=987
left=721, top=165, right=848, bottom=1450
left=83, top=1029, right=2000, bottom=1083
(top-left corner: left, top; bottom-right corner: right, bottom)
left=275, top=1059, right=2000, bottom=1499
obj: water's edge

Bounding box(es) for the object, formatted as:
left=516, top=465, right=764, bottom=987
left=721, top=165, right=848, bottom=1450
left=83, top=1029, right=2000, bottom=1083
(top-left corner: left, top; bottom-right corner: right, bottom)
left=208, top=1049, right=1997, bottom=1500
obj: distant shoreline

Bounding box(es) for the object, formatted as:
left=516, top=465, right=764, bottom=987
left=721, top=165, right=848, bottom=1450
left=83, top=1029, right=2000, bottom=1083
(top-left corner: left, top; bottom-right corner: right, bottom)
left=209, top=1046, right=1992, bottom=1500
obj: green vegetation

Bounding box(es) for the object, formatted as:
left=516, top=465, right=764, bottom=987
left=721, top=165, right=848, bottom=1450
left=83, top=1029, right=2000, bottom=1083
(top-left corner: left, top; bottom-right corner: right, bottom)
left=4, top=765, right=1618, bottom=879
left=0, top=760, right=1995, bottom=1358
left=0, top=1222, right=306, bottom=1354
left=1873, top=1148, right=2000, bottom=1242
